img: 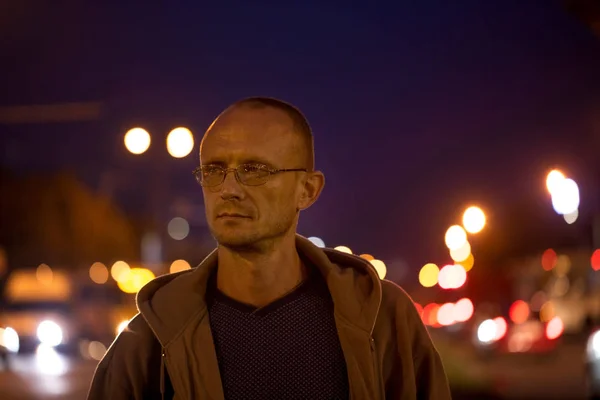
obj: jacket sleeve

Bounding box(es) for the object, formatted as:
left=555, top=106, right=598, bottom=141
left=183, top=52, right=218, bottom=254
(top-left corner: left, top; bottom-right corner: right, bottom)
left=380, top=281, right=452, bottom=399
left=87, top=314, right=163, bottom=400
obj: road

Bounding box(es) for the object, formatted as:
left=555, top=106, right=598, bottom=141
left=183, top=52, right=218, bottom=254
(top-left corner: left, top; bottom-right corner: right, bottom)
left=0, top=347, right=96, bottom=400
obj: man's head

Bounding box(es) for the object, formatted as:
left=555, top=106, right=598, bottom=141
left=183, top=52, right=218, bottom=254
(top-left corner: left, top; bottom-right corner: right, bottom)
left=198, top=97, right=325, bottom=251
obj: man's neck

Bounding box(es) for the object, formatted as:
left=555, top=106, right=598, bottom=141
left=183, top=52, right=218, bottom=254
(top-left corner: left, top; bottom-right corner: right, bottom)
left=215, top=235, right=308, bottom=308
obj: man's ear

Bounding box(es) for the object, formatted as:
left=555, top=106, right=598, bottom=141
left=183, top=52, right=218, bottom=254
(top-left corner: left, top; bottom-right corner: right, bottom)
left=298, top=171, right=325, bottom=211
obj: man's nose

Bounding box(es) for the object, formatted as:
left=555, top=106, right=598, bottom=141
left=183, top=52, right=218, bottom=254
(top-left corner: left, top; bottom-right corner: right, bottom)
left=220, top=169, right=244, bottom=199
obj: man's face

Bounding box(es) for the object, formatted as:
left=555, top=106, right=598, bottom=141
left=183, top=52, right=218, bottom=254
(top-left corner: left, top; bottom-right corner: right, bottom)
left=199, top=106, right=317, bottom=250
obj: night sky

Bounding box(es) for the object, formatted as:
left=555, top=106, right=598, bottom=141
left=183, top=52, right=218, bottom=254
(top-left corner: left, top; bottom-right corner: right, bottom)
left=1, top=1, right=599, bottom=283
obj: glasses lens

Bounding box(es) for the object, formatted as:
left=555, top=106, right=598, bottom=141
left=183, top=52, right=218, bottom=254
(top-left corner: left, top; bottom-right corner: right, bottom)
left=198, top=167, right=224, bottom=187
left=237, top=164, right=270, bottom=185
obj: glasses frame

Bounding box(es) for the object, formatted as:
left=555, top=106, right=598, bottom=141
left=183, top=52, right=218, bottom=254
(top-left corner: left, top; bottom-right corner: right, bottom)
left=192, top=164, right=308, bottom=187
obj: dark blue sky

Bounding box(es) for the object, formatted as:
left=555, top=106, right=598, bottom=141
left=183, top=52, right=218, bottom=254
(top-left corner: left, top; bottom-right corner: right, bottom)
left=1, top=1, right=599, bottom=282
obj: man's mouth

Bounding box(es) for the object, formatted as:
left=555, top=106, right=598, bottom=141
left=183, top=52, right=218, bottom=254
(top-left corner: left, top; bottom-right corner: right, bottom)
left=217, top=213, right=251, bottom=218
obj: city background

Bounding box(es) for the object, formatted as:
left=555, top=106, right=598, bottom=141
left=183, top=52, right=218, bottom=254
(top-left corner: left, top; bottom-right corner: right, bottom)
left=1, top=1, right=600, bottom=399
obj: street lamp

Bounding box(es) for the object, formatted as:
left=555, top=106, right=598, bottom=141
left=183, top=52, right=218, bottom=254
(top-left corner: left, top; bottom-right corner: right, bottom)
left=124, top=128, right=151, bottom=155
left=123, top=127, right=195, bottom=158
left=166, top=127, right=195, bottom=158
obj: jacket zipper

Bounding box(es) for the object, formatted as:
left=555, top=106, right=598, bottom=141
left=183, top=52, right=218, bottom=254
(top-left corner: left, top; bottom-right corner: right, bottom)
left=370, top=337, right=385, bottom=399
left=160, top=349, right=165, bottom=400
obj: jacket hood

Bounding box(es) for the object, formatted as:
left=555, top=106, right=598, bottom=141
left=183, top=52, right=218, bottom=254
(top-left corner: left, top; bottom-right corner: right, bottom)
left=136, top=234, right=382, bottom=347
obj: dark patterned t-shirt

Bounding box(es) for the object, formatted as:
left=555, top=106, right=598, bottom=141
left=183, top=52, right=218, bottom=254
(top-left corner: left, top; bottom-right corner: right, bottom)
left=206, top=269, right=350, bottom=400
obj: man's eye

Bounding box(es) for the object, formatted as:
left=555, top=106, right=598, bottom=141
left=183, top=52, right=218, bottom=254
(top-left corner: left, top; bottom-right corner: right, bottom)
left=203, top=167, right=222, bottom=175
left=243, top=164, right=265, bottom=173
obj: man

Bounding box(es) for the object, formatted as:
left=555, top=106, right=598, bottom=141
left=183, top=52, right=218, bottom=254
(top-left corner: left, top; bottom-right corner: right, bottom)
left=88, top=97, right=451, bottom=399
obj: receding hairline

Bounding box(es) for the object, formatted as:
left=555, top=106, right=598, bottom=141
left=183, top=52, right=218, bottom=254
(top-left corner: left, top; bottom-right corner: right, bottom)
left=205, top=97, right=315, bottom=170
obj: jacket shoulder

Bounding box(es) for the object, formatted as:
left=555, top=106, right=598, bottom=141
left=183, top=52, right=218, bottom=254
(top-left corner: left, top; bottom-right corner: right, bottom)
left=87, top=313, right=163, bottom=400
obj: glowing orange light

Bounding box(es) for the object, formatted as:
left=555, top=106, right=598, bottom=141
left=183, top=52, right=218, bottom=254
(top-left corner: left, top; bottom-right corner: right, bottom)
left=541, top=249, right=557, bottom=271
left=509, top=300, right=530, bottom=324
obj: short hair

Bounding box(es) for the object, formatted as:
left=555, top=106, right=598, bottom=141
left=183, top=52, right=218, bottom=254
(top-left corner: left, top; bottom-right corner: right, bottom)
left=227, top=97, right=315, bottom=171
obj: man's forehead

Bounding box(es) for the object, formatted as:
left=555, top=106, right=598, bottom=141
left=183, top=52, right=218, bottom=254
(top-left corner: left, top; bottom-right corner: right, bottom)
left=200, top=106, right=302, bottom=163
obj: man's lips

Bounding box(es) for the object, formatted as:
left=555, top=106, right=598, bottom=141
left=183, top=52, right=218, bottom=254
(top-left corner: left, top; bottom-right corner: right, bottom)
left=217, top=213, right=251, bottom=218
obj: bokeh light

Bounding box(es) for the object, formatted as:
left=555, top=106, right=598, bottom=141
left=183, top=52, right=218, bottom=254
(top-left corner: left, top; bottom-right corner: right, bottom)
left=308, top=236, right=325, bottom=248
left=359, top=254, right=374, bottom=261
left=117, top=268, right=155, bottom=294
left=546, top=316, right=564, bottom=340
left=462, top=206, right=486, bottom=234
left=563, top=209, right=579, bottom=224
left=419, top=263, right=440, bottom=288
left=540, top=301, right=555, bottom=322
left=423, top=303, right=440, bottom=326
left=167, top=217, right=190, bottom=240
left=591, top=249, right=600, bottom=271
left=445, top=225, right=467, bottom=250
left=450, top=241, right=471, bottom=263
left=334, top=246, right=352, bottom=254
left=170, top=259, right=192, bottom=274
left=111, top=261, right=130, bottom=282
left=438, top=264, right=467, bottom=289
left=36, top=264, right=53, bottom=285
left=546, top=169, right=565, bottom=194
left=89, top=262, right=109, bottom=284
left=555, top=255, right=571, bottom=277
left=166, top=127, right=194, bottom=158
left=370, top=259, right=387, bottom=279
left=437, top=303, right=455, bottom=326
left=541, top=249, right=557, bottom=271
left=458, top=253, right=475, bottom=272
left=477, top=319, right=497, bottom=343
left=453, top=298, right=474, bottom=322
left=551, top=178, right=579, bottom=215
left=509, top=300, right=530, bottom=324
left=124, top=128, right=151, bottom=155
left=493, top=317, right=508, bottom=341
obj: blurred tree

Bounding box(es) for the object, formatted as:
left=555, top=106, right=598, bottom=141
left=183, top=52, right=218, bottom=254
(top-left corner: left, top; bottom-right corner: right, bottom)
left=0, top=168, right=138, bottom=270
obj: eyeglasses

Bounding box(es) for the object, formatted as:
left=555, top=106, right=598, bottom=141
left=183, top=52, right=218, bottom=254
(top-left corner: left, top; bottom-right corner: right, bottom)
left=192, top=163, right=307, bottom=187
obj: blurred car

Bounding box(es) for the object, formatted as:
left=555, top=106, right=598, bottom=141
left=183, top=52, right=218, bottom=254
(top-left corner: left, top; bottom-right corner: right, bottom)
left=0, top=326, right=19, bottom=369
left=473, top=317, right=563, bottom=357
left=585, top=328, right=600, bottom=399
left=0, top=269, right=80, bottom=353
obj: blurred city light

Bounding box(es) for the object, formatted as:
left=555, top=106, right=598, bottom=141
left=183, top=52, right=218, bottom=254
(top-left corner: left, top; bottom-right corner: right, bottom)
left=493, top=317, right=508, bottom=341
left=509, top=300, right=530, bottom=324
left=117, top=267, right=155, bottom=294
left=458, top=253, right=475, bottom=272
left=444, top=225, right=467, bottom=250
left=563, top=209, right=579, bottom=224
left=359, top=253, right=374, bottom=261
left=438, top=264, right=467, bottom=289
left=167, top=217, right=190, bottom=240
left=530, top=291, right=547, bottom=312
left=111, top=261, right=131, bottom=282
left=87, top=341, right=107, bottom=361
left=36, top=263, right=53, bottom=285
left=0, top=327, right=19, bottom=353
left=37, top=320, right=63, bottom=347
left=437, top=303, right=455, bottom=326
left=124, top=128, right=151, bottom=155
left=166, top=127, right=194, bottom=158
left=307, top=236, right=325, bottom=248
left=591, top=249, right=600, bottom=271
left=541, top=249, right=557, bottom=271
left=450, top=241, right=471, bottom=263
left=551, top=178, right=580, bottom=215
left=419, top=263, right=439, bottom=288
left=555, top=254, right=571, bottom=277
left=462, top=206, right=486, bottom=234
left=370, top=259, right=387, bottom=279
left=546, top=169, right=565, bottom=194
left=334, top=245, right=352, bottom=254
left=89, top=262, right=109, bottom=284
left=477, top=319, right=497, bottom=343
left=35, top=344, right=68, bottom=376
left=546, top=316, right=564, bottom=340
left=170, top=259, right=192, bottom=274
left=423, top=303, right=440, bottom=326
left=540, top=301, right=555, bottom=322
left=453, top=298, right=474, bottom=322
